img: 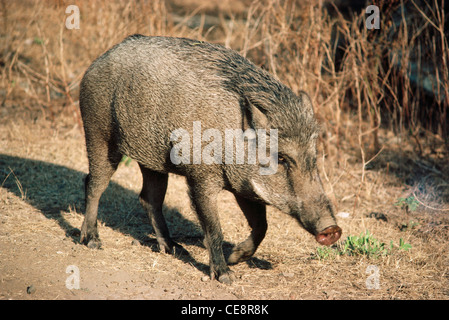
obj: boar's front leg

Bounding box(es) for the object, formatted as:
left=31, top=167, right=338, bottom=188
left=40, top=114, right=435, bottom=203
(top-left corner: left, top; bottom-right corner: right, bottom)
left=188, top=179, right=234, bottom=284
left=228, top=195, right=267, bottom=264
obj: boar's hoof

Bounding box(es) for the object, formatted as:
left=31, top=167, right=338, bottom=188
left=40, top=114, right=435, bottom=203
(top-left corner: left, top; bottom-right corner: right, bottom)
left=158, top=239, right=179, bottom=255
left=87, top=239, right=102, bottom=249
left=228, top=242, right=255, bottom=265
left=315, top=226, right=342, bottom=246
left=80, top=234, right=102, bottom=249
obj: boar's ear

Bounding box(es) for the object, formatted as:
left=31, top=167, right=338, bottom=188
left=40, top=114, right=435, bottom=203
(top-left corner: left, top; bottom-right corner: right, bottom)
left=251, top=179, right=272, bottom=205
left=242, top=96, right=269, bottom=131
left=298, top=91, right=315, bottom=118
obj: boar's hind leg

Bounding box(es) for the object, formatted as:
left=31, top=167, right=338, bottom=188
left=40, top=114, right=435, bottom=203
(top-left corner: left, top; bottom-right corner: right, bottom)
left=80, top=142, right=121, bottom=249
left=139, top=165, right=174, bottom=254
left=228, top=195, right=267, bottom=264
left=188, top=180, right=234, bottom=284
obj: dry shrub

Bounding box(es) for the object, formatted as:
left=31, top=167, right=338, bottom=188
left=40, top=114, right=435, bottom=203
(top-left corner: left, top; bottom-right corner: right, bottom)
left=230, top=0, right=448, bottom=148
left=1, top=0, right=196, bottom=124
left=2, top=0, right=448, bottom=140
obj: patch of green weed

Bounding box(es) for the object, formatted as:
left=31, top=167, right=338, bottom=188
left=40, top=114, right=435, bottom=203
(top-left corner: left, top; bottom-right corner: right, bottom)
left=395, top=196, right=420, bottom=213
left=315, top=231, right=412, bottom=260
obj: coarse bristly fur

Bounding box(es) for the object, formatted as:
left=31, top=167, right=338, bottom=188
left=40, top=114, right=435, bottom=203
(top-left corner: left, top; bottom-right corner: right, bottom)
left=79, top=35, right=340, bottom=284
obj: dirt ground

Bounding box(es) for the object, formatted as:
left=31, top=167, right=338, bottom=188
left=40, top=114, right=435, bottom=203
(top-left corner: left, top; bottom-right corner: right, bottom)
left=1, top=105, right=448, bottom=301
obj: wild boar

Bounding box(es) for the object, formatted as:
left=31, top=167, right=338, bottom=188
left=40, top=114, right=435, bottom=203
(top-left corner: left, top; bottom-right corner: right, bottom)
left=79, top=35, right=341, bottom=284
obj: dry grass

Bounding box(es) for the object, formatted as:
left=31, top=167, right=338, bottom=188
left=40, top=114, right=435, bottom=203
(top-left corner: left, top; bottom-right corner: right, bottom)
left=1, top=0, right=448, bottom=300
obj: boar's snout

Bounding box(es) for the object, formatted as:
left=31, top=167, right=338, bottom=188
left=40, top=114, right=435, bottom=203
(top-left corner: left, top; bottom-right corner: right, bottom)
left=315, top=225, right=342, bottom=246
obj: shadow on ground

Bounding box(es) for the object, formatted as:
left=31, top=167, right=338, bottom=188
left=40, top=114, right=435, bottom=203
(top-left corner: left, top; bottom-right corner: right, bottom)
left=0, top=154, right=272, bottom=275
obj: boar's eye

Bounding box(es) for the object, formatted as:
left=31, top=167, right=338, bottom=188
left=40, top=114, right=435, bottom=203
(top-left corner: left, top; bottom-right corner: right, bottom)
left=278, top=155, right=289, bottom=169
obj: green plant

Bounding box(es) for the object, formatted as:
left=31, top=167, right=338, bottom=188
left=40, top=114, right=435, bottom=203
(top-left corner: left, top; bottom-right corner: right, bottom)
left=399, top=219, right=420, bottom=231
left=395, top=196, right=420, bottom=213
left=315, top=231, right=412, bottom=260
left=397, top=238, right=412, bottom=251
left=341, top=231, right=389, bottom=258
left=120, top=155, right=132, bottom=166
left=33, top=37, right=43, bottom=45
left=315, top=246, right=338, bottom=260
